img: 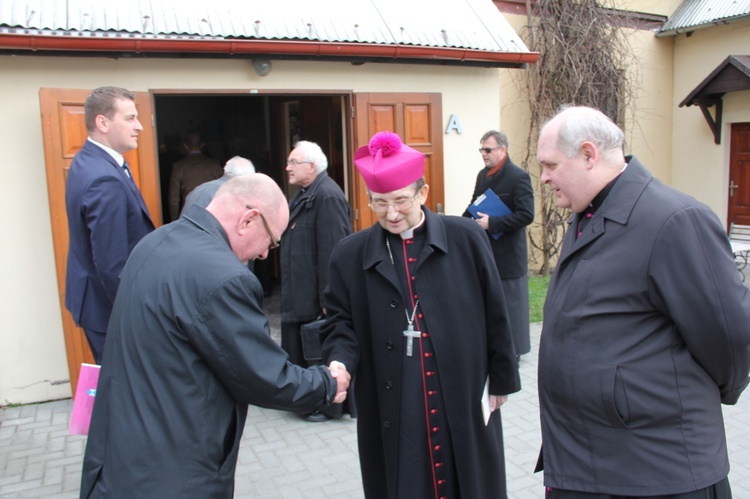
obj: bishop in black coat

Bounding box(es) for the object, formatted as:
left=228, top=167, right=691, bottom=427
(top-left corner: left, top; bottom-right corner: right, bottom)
left=322, top=131, right=520, bottom=499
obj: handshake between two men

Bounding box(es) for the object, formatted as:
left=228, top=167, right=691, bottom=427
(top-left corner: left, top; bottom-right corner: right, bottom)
left=328, top=360, right=350, bottom=404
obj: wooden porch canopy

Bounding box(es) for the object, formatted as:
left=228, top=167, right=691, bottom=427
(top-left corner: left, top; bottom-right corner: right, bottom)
left=679, top=55, right=750, bottom=144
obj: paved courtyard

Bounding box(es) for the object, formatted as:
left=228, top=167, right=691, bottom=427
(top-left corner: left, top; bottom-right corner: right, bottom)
left=2, top=266, right=750, bottom=498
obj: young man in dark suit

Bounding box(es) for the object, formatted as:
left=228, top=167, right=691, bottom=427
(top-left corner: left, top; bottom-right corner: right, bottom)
left=65, top=86, right=154, bottom=363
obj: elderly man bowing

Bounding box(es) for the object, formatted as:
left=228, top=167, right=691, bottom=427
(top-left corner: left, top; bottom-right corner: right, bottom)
left=322, top=131, right=520, bottom=499
left=80, top=174, right=349, bottom=498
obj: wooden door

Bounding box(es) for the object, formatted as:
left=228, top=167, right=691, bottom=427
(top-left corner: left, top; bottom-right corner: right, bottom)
left=729, top=123, right=750, bottom=227
left=353, top=93, right=444, bottom=231
left=40, top=88, right=160, bottom=395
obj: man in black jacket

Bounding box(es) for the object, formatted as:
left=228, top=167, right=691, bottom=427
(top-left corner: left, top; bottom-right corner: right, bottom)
left=80, top=174, right=349, bottom=498
left=281, top=140, right=352, bottom=422
left=464, top=130, right=534, bottom=358
left=536, top=105, right=750, bottom=498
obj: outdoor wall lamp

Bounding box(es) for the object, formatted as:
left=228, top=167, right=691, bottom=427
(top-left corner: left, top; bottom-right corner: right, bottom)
left=252, top=59, right=272, bottom=77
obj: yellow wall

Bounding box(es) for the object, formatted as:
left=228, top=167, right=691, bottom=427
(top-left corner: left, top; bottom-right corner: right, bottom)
left=0, top=55, right=505, bottom=403
left=5, top=8, right=749, bottom=403
left=670, top=18, right=750, bottom=222
left=498, top=9, right=676, bottom=271
left=499, top=11, right=675, bottom=177
left=616, top=0, right=683, bottom=17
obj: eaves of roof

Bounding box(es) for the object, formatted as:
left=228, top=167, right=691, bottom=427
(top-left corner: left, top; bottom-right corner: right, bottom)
left=0, top=0, right=538, bottom=68
left=678, top=55, right=750, bottom=144
left=0, top=30, right=538, bottom=67
left=657, top=0, right=750, bottom=37
left=680, top=55, right=750, bottom=107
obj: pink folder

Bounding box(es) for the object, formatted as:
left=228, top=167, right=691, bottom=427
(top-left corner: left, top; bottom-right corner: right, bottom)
left=69, top=363, right=101, bottom=435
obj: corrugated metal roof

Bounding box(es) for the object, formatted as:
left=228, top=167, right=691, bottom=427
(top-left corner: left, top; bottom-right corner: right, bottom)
left=660, top=0, right=750, bottom=34
left=0, top=0, right=529, bottom=53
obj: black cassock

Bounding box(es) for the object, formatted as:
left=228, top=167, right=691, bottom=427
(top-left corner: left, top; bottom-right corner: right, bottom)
left=323, top=208, right=521, bottom=499
left=388, top=227, right=458, bottom=498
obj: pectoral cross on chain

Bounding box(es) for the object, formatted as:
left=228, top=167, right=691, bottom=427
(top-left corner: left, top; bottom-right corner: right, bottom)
left=403, top=300, right=420, bottom=357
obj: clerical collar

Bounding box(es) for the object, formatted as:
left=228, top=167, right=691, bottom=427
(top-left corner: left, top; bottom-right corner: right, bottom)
left=584, top=162, right=628, bottom=214
left=399, top=209, right=426, bottom=239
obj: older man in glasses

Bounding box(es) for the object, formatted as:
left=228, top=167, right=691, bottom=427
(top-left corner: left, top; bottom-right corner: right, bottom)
left=281, top=140, right=353, bottom=422
left=80, top=174, right=349, bottom=498
left=464, top=130, right=535, bottom=361
left=322, top=131, right=520, bottom=498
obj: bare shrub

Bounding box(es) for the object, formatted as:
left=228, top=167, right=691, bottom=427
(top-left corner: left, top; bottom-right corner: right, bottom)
left=517, top=0, right=636, bottom=274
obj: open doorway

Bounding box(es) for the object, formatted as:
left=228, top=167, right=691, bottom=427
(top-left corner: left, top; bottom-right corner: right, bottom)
left=153, top=93, right=350, bottom=224
left=152, top=93, right=351, bottom=294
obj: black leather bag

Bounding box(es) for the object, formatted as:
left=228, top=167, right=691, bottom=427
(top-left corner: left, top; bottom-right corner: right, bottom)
left=300, top=319, right=327, bottom=362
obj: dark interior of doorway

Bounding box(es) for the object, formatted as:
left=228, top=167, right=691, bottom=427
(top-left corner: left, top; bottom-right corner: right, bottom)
left=153, top=93, right=347, bottom=293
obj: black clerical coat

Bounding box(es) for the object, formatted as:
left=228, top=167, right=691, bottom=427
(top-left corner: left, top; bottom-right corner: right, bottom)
left=539, top=157, right=750, bottom=495
left=80, top=205, right=337, bottom=498
left=323, top=208, right=521, bottom=499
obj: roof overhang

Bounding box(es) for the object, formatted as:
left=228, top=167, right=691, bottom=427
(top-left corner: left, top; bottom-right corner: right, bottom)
left=0, top=30, right=538, bottom=68
left=657, top=15, right=750, bottom=37
left=679, top=55, right=750, bottom=144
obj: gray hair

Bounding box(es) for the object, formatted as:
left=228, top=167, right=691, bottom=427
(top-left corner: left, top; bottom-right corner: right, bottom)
left=544, top=105, right=624, bottom=159
left=223, top=156, right=256, bottom=177
left=481, top=130, right=509, bottom=151
left=293, top=140, right=328, bottom=173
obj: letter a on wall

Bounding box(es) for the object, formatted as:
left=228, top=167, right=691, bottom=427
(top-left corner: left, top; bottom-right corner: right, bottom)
left=445, top=114, right=463, bottom=134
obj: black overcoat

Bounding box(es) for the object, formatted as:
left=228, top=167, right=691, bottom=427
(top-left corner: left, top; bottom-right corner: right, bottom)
left=281, top=172, right=352, bottom=322
left=539, top=157, right=750, bottom=495
left=80, top=205, right=337, bottom=498
left=322, top=208, right=521, bottom=498
left=463, top=158, right=534, bottom=279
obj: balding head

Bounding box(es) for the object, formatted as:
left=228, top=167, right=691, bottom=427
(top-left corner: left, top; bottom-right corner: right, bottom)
left=207, top=174, right=288, bottom=263
left=538, top=106, right=627, bottom=213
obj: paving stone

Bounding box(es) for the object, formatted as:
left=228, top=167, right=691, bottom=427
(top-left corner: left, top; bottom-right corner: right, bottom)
left=2, top=316, right=750, bottom=499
